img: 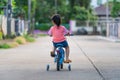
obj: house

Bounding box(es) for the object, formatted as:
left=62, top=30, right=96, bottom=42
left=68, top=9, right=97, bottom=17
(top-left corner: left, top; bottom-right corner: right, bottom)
left=94, top=4, right=111, bottom=21
left=94, top=4, right=120, bottom=39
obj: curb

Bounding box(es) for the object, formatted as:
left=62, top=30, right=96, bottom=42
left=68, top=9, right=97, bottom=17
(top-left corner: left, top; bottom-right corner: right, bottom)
left=97, top=36, right=120, bottom=42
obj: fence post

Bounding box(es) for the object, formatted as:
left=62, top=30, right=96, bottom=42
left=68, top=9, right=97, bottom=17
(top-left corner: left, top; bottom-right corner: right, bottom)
left=7, top=0, right=12, bottom=37
left=28, top=0, right=31, bottom=34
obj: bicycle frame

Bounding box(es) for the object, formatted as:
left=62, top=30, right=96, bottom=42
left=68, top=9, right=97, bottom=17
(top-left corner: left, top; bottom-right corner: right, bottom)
left=54, top=44, right=65, bottom=71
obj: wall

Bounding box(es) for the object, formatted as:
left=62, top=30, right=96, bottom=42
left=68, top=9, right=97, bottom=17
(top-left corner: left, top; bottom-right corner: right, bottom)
left=0, top=15, right=28, bottom=36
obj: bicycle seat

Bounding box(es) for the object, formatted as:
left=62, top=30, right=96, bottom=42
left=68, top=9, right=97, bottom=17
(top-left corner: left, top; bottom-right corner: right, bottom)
left=56, top=44, right=63, bottom=47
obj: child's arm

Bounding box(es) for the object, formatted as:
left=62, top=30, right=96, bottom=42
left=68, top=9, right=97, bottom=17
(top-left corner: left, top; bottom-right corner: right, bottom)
left=48, top=31, right=52, bottom=36
left=48, top=27, right=53, bottom=36
left=63, top=26, right=70, bottom=36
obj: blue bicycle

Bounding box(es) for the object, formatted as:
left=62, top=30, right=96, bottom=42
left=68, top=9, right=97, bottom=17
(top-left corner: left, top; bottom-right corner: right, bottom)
left=46, top=44, right=71, bottom=71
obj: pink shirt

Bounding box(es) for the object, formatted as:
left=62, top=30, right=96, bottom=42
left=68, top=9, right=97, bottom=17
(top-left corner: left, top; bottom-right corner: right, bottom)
left=48, top=25, right=69, bottom=43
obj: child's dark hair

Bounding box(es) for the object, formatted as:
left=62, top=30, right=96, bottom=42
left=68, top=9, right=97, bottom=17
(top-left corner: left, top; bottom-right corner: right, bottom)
left=51, top=14, right=61, bottom=27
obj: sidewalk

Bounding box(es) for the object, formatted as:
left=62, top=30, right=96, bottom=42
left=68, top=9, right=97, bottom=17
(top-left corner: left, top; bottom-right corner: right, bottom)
left=97, top=36, right=120, bottom=42
left=0, top=36, right=120, bottom=80
left=73, top=36, right=120, bottom=80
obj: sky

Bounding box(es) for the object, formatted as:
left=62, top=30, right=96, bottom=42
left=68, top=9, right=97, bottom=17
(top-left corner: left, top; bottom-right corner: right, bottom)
left=91, top=0, right=107, bottom=7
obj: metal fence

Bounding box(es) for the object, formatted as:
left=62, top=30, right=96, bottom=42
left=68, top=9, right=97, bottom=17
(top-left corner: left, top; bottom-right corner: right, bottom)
left=107, top=22, right=120, bottom=38
left=98, top=21, right=120, bottom=38
left=70, top=20, right=120, bottom=38
left=0, top=15, right=28, bottom=37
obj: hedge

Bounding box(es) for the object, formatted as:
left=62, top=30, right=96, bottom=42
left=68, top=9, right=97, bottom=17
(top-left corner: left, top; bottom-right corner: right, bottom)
left=35, top=23, right=70, bottom=31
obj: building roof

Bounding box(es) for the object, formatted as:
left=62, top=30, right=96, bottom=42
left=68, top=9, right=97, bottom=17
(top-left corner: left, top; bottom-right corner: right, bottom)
left=94, top=5, right=111, bottom=16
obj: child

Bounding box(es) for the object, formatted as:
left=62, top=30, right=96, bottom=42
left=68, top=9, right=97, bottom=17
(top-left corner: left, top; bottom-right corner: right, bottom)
left=48, top=14, right=71, bottom=63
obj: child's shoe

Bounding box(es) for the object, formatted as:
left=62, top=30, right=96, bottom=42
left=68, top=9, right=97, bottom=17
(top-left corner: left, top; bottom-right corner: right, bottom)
left=50, top=51, right=55, bottom=57
left=64, top=59, right=72, bottom=63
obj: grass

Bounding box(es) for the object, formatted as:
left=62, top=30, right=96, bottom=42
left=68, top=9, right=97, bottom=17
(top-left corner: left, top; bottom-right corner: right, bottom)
left=23, top=35, right=35, bottom=42
left=0, top=35, right=35, bottom=49
left=8, top=42, right=19, bottom=48
left=38, top=34, right=48, bottom=36
left=0, top=43, right=11, bottom=49
left=14, top=36, right=27, bottom=44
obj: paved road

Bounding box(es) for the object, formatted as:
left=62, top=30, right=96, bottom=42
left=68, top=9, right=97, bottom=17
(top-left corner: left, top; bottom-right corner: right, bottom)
left=0, top=36, right=120, bottom=80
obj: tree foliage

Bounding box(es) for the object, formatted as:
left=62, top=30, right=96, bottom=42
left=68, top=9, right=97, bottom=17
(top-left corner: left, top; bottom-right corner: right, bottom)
left=12, top=0, right=36, bottom=20
left=0, top=0, right=96, bottom=23
left=0, top=0, right=7, bottom=14
left=0, top=0, right=7, bottom=6
left=35, top=0, right=94, bottom=23
left=111, top=0, right=120, bottom=18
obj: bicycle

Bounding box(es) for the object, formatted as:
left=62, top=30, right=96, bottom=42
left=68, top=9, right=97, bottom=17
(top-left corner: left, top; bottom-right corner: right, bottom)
left=46, top=44, right=71, bottom=71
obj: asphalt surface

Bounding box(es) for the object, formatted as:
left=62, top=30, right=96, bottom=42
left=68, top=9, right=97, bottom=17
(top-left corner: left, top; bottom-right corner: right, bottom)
left=0, top=36, right=120, bottom=80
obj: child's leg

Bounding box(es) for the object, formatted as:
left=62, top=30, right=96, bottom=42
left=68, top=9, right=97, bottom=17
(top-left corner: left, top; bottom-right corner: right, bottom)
left=65, top=46, right=71, bottom=63
left=65, top=46, right=69, bottom=60
left=51, top=42, right=56, bottom=54
left=50, top=47, right=56, bottom=57
left=52, top=47, right=56, bottom=53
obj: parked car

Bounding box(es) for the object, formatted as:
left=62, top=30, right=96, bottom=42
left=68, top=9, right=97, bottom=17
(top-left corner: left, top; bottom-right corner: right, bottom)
left=76, top=28, right=88, bottom=35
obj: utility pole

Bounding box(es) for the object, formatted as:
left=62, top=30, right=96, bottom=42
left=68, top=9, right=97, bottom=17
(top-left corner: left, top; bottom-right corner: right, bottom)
left=55, top=0, right=57, bottom=14
left=28, top=0, right=31, bottom=34
left=106, top=0, right=109, bottom=23
left=7, top=0, right=12, bottom=37
left=106, top=0, right=109, bottom=37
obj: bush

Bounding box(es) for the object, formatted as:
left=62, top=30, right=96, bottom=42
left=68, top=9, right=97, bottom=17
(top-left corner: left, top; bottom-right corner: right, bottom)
left=0, top=43, right=11, bottom=49
left=23, top=35, right=35, bottom=42
left=14, top=36, right=27, bottom=44
left=0, top=35, right=35, bottom=49
left=35, top=23, right=70, bottom=31
left=0, top=42, right=19, bottom=49
left=8, top=42, right=19, bottom=48
left=0, top=31, right=3, bottom=40
left=35, top=23, right=52, bottom=31
left=62, top=24, right=70, bottom=29
left=102, top=30, right=106, bottom=36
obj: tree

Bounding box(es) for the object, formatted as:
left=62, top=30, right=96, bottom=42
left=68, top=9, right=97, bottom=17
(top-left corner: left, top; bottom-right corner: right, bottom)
left=0, top=0, right=7, bottom=14
left=34, top=0, right=93, bottom=23
left=111, top=0, right=120, bottom=18
left=35, top=0, right=54, bottom=23
left=12, top=0, right=36, bottom=20
left=69, top=0, right=93, bottom=20
left=77, top=0, right=91, bottom=9
left=35, top=0, right=69, bottom=23
left=1, top=0, right=94, bottom=23
left=12, top=0, right=28, bottom=19
left=57, top=0, right=70, bottom=23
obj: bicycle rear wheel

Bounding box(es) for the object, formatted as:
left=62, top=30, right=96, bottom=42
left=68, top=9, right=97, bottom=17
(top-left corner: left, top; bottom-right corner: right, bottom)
left=56, top=53, right=60, bottom=71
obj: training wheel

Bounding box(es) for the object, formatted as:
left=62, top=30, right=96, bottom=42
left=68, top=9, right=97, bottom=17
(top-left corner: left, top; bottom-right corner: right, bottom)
left=68, top=64, right=71, bottom=71
left=46, top=64, right=50, bottom=71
